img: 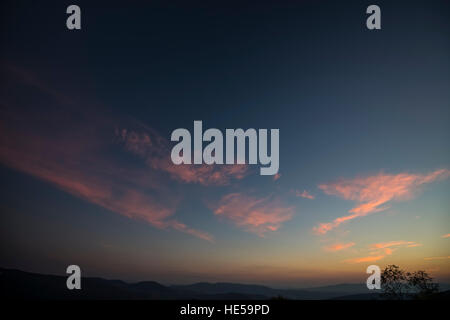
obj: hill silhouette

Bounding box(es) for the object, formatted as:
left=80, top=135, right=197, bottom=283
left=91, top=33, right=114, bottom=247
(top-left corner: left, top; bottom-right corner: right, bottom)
left=1, top=267, right=449, bottom=300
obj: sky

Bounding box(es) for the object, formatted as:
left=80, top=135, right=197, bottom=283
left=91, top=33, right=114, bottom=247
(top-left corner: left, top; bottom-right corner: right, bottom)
left=0, top=0, right=449, bottom=288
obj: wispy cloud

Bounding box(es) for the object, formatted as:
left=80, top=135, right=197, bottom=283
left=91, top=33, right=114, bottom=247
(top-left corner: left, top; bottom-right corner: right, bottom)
left=117, top=128, right=249, bottom=186
left=369, top=240, right=421, bottom=255
left=344, top=255, right=385, bottom=264
left=212, top=193, right=294, bottom=236
left=0, top=65, right=213, bottom=241
left=406, top=243, right=423, bottom=248
left=424, top=256, right=450, bottom=261
left=314, top=170, right=450, bottom=234
left=325, top=242, right=355, bottom=252
left=167, top=220, right=214, bottom=242
left=441, top=234, right=450, bottom=239
left=370, top=240, right=418, bottom=249
left=343, top=240, right=421, bottom=264
left=295, top=190, right=315, bottom=200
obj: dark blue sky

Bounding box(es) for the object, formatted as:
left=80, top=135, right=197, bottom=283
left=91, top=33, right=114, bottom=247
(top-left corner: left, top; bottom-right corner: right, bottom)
left=1, top=0, right=449, bottom=286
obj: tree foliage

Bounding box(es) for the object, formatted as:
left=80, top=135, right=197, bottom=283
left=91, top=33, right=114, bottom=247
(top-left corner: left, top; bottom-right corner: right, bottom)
left=381, top=265, right=439, bottom=300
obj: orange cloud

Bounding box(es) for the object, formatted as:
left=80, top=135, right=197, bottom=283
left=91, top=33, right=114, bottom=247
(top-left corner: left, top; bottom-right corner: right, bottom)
left=295, top=190, right=315, bottom=200
left=314, top=170, right=450, bottom=234
left=441, top=234, right=450, bottom=239
left=344, top=255, right=385, bottom=264
left=424, top=256, right=450, bottom=261
left=343, top=240, right=421, bottom=263
left=325, top=242, right=355, bottom=252
left=370, top=240, right=421, bottom=256
left=370, top=240, right=417, bottom=249
left=212, top=193, right=294, bottom=236
left=406, top=243, right=422, bottom=248
left=273, top=173, right=281, bottom=181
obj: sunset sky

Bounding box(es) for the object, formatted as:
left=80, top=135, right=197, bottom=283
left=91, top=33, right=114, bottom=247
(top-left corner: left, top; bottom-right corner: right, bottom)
left=1, top=0, right=449, bottom=288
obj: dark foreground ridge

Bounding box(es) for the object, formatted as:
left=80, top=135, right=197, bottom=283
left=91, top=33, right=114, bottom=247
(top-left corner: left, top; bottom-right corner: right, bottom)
left=1, top=267, right=449, bottom=300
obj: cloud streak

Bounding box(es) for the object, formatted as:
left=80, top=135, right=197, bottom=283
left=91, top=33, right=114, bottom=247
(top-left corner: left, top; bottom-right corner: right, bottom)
left=424, top=256, right=450, bottom=261
left=0, top=65, right=213, bottom=241
left=325, top=242, right=355, bottom=252
left=117, top=128, right=249, bottom=186
left=314, top=170, right=450, bottom=234
left=343, top=240, right=421, bottom=264
left=369, top=241, right=418, bottom=250
left=344, top=255, right=385, bottom=264
left=212, top=193, right=294, bottom=236
left=295, top=190, right=315, bottom=200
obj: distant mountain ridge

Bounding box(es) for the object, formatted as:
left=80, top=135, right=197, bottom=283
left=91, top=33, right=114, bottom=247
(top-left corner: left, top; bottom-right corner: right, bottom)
left=170, top=282, right=374, bottom=300
left=1, top=268, right=448, bottom=300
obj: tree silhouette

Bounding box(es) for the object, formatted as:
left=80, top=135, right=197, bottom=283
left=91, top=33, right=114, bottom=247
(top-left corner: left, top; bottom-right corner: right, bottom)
left=381, top=265, right=439, bottom=300
left=381, top=265, right=409, bottom=299
left=407, top=270, right=439, bottom=299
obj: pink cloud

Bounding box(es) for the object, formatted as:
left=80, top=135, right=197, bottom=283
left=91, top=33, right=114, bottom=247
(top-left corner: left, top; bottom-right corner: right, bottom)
left=314, top=170, right=450, bottom=234
left=166, top=220, right=214, bottom=242
left=325, top=242, right=355, bottom=252
left=295, top=190, right=315, bottom=200
left=0, top=66, right=213, bottom=241
left=273, top=173, right=281, bottom=181
left=441, top=234, right=450, bottom=239
left=212, top=193, right=294, bottom=236
left=163, top=163, right=248, bottom=186
left=117, top=128, right=249, bottom=186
